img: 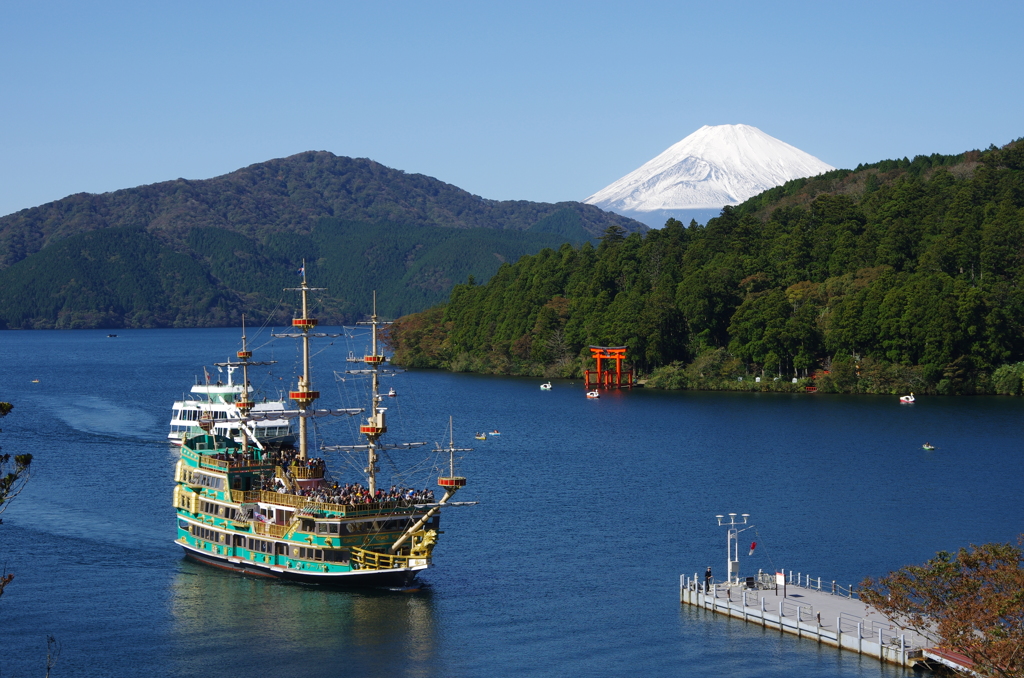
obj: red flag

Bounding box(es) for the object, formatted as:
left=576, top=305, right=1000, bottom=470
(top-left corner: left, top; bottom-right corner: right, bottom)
left=748, top=541, right=757, bottom=556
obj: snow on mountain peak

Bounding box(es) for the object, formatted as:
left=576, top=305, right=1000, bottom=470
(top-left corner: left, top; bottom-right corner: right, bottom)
left=585, top=124, right=835, bottom=225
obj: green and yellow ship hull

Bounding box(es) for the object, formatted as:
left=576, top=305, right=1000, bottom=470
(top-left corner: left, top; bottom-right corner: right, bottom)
left=174, top=433, right=443, bottom=588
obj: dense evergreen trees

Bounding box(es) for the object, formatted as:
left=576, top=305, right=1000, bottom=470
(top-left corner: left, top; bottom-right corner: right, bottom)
left=0, top=219, right=594, bottom=329
left=387, top=140, right=1024, bottom=394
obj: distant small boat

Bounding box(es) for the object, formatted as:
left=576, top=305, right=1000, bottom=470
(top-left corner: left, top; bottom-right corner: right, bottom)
left=900, top=393, right=915, bottom=403
left=475, top=432, right=487, bottom=440
left=107, top=334, right=117, bottom=338
left=489, top=430, right=500, bottom=435
left=586, top=390, right=600, bottom=399
left=922, top=443, right=935, bottom=451
left=31, top=379, right=39, bottom=383
left=540, top=382, right=552, bottom=390
left=387, top=387, right=397, bottom=397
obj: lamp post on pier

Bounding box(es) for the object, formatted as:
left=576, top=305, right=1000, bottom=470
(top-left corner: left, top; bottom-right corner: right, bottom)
left=716, top=513, right=753, bottom=585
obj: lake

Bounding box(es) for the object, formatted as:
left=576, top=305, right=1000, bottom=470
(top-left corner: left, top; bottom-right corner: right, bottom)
left=1, top=328, right=1022, bottom=677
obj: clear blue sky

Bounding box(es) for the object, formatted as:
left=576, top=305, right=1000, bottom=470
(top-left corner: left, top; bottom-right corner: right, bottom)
left=2, top=1, right=1022, bottom=218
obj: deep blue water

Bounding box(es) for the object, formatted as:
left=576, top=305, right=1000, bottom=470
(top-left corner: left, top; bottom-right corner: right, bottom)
left=1, top=328, right=1023, bottom=677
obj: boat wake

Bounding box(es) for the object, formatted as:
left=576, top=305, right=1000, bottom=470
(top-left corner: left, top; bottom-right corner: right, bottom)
left=51, top=395, right=161, bottom=440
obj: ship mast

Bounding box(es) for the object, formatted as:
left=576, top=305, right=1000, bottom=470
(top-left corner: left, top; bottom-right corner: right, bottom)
left=213, top=314, right=277, bottom=452
left=236, top=315, right=253, bottom=453
left=358, top=291, right=387, bottom=495
left=286, top=263, right=322, bottom=460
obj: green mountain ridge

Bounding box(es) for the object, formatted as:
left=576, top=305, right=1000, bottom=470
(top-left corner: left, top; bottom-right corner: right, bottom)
left=387, top=138, right=1024, bottom=395
left=0, top=152, right=645, bottom=329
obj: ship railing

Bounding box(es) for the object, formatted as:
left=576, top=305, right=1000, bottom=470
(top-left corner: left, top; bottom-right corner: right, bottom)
left=252, top=522, right=290, bottom=538
left=297, top=498, right=425, bottom=517
left=288, top=465, right=325, bottom=479
left=199, top=454, right=273, bottom=472
left=350, top=546, right=413, bottom=571
left=257, top=490, right=310, bottom=508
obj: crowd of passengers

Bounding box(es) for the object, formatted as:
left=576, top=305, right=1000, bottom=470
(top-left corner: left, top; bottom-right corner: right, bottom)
left=204, top=447, right=325, bottom=470
left=263, top=479, right=436, bottom=506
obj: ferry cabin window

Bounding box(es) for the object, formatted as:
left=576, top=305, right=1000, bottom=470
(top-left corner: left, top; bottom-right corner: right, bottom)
left=300, top=519, right=315, bottom=533
left=191, top=472, right=225, bottom=490
left=189, top=524, right=224, bottom=543
left=200, top=501, right=236, bottom=519
left=246, top=538, right=273, bottom=554
left=316, top=523, right=340, bottom=535
left=324, top=550, right=349, bottom=563
left=297, top=547, right=325, bottom=561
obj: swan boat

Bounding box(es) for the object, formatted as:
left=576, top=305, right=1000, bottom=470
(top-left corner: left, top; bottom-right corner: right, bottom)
left=900, top=393, right=915, bottom=403
left=173, top=275, right=475, bottom=587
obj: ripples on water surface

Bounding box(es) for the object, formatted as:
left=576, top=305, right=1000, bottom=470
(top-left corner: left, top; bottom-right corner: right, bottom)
left=1, top=328, right=1022, bottom=676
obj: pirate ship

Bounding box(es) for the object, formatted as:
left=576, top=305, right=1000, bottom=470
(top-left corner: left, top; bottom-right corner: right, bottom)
left=172, top=273, right=473, bottom=586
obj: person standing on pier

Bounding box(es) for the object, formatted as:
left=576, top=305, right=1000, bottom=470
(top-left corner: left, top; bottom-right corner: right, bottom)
left=704, top=567, right=712, bottom=592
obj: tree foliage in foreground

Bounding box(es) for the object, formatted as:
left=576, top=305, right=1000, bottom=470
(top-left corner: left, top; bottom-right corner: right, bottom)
left=861, top=539, right=1024, bottom=678
left=387, top=139, right=1024, bottom=393
left=0, top=402, right=32, bottom=598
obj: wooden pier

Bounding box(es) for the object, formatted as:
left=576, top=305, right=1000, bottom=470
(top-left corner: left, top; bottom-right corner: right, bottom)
left=679, top=571, right=968, bottom=673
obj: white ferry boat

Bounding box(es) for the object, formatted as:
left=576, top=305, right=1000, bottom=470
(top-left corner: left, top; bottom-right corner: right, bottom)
left=169, top=363, right=293, bottom=446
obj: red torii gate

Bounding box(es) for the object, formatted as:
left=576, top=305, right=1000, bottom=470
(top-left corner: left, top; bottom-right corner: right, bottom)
left=584, top=346, right=633, bottom=390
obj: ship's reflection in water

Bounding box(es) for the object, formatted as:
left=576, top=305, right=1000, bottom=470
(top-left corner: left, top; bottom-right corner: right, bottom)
left=169, top=560, right=440, bottom=677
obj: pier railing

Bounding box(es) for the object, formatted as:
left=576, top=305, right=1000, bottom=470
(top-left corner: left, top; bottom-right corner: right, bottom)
left=679, top=573, right=935, bottom=663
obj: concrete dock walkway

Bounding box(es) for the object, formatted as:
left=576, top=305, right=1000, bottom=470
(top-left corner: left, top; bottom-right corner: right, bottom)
left=679, top=572, right=941, bottom=669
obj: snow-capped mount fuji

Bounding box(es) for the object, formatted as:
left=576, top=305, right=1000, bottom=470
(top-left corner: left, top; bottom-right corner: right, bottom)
left=585, top=124, right=835, bottom=227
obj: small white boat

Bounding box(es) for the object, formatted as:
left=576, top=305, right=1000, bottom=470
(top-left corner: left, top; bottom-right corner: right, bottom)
left=586, top=390, right=600, bottom=399
left=540, top=382, right=552, bottom=390
left=387, top=387, right=397, bottom=397
left=899, top=393, right=915, bottom=404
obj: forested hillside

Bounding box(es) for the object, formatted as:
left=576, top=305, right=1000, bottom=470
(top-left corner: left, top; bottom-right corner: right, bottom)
left=386, top=139, right=1024, bottom=395
left=0, top=217, right=595, bottom=328
left=0, top=152, right=644, bottom=328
